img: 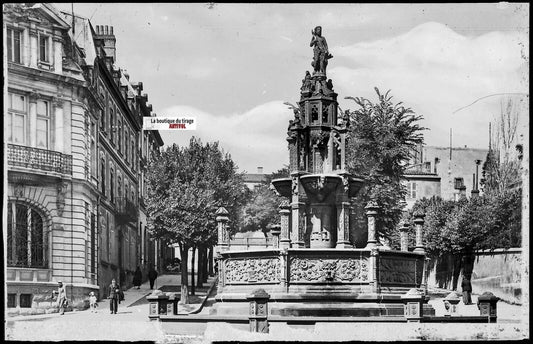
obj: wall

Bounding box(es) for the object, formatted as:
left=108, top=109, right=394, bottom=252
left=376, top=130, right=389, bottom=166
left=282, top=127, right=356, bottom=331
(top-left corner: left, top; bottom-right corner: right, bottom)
left=426, top=248, right=522, bottom=304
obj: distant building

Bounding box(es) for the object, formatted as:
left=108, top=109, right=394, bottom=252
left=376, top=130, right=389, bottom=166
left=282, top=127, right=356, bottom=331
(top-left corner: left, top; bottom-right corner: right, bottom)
left=402, top=145, right=489, bottom=209
left=243, top=166, right=268, bottom=189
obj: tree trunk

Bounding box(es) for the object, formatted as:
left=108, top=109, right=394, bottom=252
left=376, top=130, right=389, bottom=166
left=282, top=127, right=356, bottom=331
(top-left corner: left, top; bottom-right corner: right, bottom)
left=208, top=246, right=214, bottom=277
left=197, top=246, right=204, bottom=289
left=191, top=246, right=196, bottom=295
left=179, top=243, right=189, bottom=304
left=202, top=246, right=208, bottom=283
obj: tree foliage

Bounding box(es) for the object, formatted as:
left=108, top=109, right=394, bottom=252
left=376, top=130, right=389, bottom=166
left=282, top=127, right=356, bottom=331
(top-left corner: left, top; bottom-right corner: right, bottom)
left=145, top=137, right=247, bottom=302
left=345, top=88, right=425, bottom=242
left=412, top=190, right=521, bottom=258
left=238, top=167, right=287, bottom=234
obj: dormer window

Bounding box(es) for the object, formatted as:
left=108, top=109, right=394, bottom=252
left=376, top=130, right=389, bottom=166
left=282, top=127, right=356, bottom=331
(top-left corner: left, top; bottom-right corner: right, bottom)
left=39, top=35, right=50, bottom=63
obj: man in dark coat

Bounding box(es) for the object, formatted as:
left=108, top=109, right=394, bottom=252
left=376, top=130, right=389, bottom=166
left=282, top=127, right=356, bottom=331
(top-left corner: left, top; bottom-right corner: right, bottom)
left=133, top=266, right=142, bottom=289
left=461, top=276, right=473, bottom=305
left=148, top=266, right=158, bottom=290
left=108, top=278, right=121, bottom=314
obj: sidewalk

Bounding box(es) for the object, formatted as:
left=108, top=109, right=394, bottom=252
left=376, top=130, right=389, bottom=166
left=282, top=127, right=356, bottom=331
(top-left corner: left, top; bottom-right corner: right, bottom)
left=5, top=273, right=217, bottom=341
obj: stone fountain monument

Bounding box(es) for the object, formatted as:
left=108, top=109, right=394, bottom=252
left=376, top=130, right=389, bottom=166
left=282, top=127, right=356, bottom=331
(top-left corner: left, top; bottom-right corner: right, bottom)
left=212, top=27, right=434, bottom=318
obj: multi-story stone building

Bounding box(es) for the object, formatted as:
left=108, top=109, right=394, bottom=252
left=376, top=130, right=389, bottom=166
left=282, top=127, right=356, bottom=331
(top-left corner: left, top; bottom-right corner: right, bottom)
left=4, top=3, right=164, bottom=314
left=402, top=144, right=489, bottom=209
left=4, top=3, right=100, bottom=315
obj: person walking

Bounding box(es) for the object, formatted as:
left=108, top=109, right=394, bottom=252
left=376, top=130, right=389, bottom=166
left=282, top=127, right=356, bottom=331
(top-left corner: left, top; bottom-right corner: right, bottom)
left=133, top=266, right=142, bottom=289
left=89, top=291, right=98, bottom=313
left=461, top=276, right=473, bottom=305
left=52, top=281, right=67, bottom=315
left=108, top=279, right=121, bottom=314
left=148, top=266, right=158, bottom=290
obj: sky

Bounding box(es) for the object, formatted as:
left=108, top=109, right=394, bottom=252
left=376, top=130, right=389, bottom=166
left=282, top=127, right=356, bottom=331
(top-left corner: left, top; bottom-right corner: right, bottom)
left=53, top=3, right=529, bottom=174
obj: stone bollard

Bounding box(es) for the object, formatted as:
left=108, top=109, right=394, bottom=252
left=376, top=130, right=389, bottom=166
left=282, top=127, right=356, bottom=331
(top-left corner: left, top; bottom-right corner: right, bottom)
left=166, top=292, right=179, bottom=315
left=443, top=292, right=461, bottom=316
left=147, top=290, right=169, bottom=320
left=477, top=292, right=499, bottom=323
left=401, top=288, right=424, bottom=322
left=247, top=289, right=270, bottom=333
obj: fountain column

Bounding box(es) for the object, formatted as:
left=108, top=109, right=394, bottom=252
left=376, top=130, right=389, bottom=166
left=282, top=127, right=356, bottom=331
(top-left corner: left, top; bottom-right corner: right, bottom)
left=279, top=201, right=291, bottom=249
left=365, top=201, right=380, bottom=249
left=336, top=200, right=352, bottom=249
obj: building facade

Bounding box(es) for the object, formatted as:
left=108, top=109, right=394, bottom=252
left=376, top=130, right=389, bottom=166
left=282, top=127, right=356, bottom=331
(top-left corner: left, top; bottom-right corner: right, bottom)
left=4, top=3, right=164, bottom=314
left=402, top=144, right=489, bottom=209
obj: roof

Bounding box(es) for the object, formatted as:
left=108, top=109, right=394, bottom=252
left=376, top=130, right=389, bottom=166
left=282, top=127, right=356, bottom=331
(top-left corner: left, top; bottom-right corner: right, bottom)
left=60, top=11, right=97, bottom=66
left=243, top=174, right=268, bottom=183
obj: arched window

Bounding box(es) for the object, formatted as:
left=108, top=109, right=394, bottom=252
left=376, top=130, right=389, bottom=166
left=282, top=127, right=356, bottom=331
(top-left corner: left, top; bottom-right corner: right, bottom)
left=7, top=201, right=48, bottom=268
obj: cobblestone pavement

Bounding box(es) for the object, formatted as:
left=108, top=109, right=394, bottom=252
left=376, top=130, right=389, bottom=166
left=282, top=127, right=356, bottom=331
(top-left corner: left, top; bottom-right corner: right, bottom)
left=5, top=279, right=528, bottom=342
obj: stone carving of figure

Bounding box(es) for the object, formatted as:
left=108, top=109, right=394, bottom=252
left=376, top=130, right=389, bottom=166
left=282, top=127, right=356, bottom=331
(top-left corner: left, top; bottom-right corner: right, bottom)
left=325, top=79, right=334, bottom=93
left=310, top=26, right=333, bottom=75
left=301, top=71, right=313, bottom=92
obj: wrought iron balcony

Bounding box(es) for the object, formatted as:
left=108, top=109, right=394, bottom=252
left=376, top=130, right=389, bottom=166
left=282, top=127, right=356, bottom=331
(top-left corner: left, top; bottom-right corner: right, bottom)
left=7, top=144, right=73, bottom=175
left=116, top=197, right=138, bottom=224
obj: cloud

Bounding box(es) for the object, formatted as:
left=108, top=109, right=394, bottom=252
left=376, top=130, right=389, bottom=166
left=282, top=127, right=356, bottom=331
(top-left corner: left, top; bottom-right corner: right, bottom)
left=329, top=22, right=528, bottom=149
left=158, top=101, right=291, bottom=173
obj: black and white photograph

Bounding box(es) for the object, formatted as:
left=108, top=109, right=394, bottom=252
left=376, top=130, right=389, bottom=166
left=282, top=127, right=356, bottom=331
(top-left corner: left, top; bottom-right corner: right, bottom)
left=3, top=2, right=529, bottom=342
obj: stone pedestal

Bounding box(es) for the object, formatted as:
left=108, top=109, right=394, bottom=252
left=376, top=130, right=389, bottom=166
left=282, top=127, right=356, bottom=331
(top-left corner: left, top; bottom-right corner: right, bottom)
left=401, top=288, right=424, bottom=322
left=247, top=289, right=270, bottom=333
left=477, top=292, right=499, bottom=323
left=443, top=292, right=461, bottom=316
left=166, top=293, right=179, bottom=315
left=147, top=291, right=168, bottom=320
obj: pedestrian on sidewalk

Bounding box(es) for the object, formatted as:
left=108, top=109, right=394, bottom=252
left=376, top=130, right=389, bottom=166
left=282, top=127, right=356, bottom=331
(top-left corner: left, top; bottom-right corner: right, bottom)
left=52, top=281, right=67, bottom=315
left=108, top=279, right=121, bottom=314
left=89, top=291, right=98, bottom=313
left=133, top=266, right=142, bottom=289
left=461, top=276, right=473, bottom=305
left=148, top=266, right=158, bottom=290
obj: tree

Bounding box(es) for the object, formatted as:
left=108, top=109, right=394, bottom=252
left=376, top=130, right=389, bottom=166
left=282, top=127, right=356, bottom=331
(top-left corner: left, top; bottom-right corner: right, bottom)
left=145, top=137, right=247, bottom=303
left=239, top=184, right=281, bottom=234
left=345, top=88, right=425, bottom=243
left=238, top=167, right=288, bottom=234
left=481, top=97, right=522, bottom=195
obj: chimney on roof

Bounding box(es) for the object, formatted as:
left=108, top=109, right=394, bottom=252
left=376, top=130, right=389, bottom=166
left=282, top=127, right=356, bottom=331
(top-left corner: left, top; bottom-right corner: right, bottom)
left=257, top=167, right=264, bottom=174
left=94, top=24, right=117, bottom=63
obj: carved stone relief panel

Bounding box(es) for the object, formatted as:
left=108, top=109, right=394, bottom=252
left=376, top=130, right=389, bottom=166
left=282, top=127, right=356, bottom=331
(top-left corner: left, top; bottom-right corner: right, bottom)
left=289, top=257, right=369, bottom=283
left=224, top=257, right=281, bottom=284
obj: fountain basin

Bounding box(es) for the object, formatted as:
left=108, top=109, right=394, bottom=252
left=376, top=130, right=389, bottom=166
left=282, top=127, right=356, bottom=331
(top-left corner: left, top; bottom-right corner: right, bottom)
left=271, top=177, right=292, bottom=198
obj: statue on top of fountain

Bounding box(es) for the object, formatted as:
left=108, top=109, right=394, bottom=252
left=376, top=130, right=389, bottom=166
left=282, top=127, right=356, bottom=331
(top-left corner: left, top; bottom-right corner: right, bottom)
left=310, top=26, right=333, bottom=76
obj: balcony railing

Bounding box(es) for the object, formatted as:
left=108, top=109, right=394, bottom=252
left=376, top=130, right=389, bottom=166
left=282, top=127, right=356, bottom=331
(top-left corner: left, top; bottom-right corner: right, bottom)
left=7, top=144, right=73, bottom=175
left=116, top=197, right=138, bottom=224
